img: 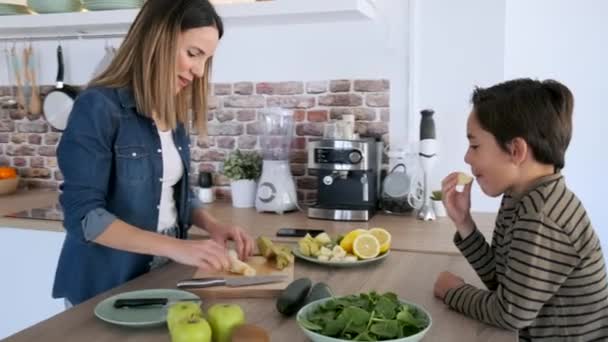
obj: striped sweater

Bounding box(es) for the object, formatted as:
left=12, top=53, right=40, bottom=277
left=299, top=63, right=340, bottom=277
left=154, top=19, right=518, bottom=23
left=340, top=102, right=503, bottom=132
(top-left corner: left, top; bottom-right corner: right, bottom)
left=445, top=173, right=608, bottom=341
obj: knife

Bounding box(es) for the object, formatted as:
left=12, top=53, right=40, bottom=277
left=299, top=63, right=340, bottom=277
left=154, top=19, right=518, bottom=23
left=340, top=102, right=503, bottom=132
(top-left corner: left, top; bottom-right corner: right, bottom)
left=113, top=297, right=201, bottom=309
left=176, top=275, right=287, bottom=289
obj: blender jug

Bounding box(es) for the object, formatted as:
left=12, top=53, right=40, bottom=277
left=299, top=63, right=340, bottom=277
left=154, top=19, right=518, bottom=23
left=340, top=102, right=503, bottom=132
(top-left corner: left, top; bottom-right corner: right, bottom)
left=255, top=108, right=298, bottom=214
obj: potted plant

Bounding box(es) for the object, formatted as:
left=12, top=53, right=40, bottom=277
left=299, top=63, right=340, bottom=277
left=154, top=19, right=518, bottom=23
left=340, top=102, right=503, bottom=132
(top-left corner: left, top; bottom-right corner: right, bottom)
left=222, top=149, right=262, bottom=208
left=430, top=190, right=446, bottom=217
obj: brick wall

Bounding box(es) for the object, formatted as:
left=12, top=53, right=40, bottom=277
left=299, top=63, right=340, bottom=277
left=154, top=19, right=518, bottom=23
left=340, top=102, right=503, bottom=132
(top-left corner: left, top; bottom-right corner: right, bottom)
left=0, top=79, right=389, bottom=202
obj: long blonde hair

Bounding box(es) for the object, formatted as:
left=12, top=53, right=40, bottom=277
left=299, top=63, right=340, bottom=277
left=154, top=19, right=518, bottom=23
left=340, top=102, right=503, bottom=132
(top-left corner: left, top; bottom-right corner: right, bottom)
left=89, top=0, right=223, bottom=133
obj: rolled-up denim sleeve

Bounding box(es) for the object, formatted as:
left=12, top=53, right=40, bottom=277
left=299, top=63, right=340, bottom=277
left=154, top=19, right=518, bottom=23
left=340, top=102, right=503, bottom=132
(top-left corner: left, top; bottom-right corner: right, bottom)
left=81, top=208, right=117, bottom=241
left=58, top=89, right=119, bottom=242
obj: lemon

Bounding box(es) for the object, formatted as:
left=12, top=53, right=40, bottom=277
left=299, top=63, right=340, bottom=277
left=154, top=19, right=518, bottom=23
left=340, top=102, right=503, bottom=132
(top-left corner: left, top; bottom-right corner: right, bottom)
left=339, top=229, right=367, bottom=253
left=368, top=227, right=391, bottom=253
left=352, top=234, right=380, bottom=259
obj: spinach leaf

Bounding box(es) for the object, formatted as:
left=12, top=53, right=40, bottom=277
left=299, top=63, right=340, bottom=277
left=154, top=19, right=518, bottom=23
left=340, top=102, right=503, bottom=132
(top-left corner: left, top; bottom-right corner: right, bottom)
left=370, top=320, right=401, bottom=339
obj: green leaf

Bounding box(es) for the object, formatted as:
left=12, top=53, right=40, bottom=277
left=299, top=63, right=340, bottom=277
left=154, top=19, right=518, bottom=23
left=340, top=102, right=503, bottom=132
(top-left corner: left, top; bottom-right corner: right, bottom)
left=222, top=149, right=262, bottom=180
left=339, top=306, right=371, bottom=326
left=299, top=319, right=322, bottom=331
left=353, top=332, right=375, bottom=341
left=322, top=318, right=345, bottom=336
left=370, top=320, right=401, bottom=339
left=375, top=295, right=398, bottom=319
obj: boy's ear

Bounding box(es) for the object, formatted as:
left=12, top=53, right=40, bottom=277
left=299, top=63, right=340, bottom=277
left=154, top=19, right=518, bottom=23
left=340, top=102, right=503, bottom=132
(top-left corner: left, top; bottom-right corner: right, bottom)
left=507, top=137, right=528, bottom=165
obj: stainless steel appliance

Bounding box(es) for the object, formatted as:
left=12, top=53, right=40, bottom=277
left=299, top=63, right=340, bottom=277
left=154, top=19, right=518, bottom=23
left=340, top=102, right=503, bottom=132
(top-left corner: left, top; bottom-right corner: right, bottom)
left=307, top=138, right=382, bottom=221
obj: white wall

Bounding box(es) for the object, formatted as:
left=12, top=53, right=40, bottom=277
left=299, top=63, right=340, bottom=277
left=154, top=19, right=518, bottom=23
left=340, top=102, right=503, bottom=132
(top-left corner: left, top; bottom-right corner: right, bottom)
left=504, top=0, right=608, bottom=251
left=410, top=0, right=505, bottom=211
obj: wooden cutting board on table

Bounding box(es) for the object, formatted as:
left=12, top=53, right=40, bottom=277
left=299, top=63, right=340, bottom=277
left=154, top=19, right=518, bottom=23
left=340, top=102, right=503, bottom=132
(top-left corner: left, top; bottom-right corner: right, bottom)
left=185, top=256, right=294, bottom=299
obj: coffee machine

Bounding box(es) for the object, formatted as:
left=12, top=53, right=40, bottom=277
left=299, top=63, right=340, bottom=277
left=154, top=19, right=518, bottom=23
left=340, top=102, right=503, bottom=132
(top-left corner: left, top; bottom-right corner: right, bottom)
left=307, top=138, right=382, bottom=221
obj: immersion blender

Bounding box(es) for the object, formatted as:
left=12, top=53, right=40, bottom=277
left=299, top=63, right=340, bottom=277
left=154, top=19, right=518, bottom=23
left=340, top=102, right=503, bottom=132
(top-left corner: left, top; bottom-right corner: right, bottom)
left=417, top=109, right=438, bottom=221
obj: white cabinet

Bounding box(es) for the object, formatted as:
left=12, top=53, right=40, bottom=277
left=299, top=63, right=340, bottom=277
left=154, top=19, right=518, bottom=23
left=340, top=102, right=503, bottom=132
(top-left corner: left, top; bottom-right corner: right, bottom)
left=0, top=0, right=376, bottom=40
left=0, top=228, right=66, bottom=339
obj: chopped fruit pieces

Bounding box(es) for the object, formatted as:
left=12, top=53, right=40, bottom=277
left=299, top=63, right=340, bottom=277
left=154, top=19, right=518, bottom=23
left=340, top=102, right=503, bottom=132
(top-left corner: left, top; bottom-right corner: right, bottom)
left=457, top=172, right=474, bottom=185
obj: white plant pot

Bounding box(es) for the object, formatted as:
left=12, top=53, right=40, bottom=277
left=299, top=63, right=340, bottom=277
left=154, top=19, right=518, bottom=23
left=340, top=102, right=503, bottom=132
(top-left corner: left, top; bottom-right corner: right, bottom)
left=230, top=179, right=257, bottom=208
left=432, top=200, right=447, bottom=217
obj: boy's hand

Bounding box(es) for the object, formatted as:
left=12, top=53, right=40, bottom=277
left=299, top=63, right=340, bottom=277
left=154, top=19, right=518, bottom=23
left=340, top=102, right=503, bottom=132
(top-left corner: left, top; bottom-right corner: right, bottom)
left=434, top=271, right=465, bottom=300
left=442, top=172, right=475, bottom=238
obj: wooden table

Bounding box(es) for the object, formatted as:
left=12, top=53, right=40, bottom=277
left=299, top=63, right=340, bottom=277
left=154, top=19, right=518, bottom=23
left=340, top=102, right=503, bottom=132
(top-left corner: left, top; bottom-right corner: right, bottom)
left=0, top=191, right=498, bottom=255
left=199, top=203, right=496, bottom=255
left=3, top=250, right=516, bottom=342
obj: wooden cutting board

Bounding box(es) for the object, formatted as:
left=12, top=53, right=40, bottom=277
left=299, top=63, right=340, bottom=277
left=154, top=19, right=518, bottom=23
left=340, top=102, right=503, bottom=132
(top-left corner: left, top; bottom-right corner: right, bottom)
left=185, top=256, right=294, bottom=299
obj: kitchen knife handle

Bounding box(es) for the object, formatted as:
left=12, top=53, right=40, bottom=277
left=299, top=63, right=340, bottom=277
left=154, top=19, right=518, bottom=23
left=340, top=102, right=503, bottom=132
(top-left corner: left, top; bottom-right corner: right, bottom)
left=177, top=277, right=227, bottom=289
left=113, top=298, right=168, bottom=308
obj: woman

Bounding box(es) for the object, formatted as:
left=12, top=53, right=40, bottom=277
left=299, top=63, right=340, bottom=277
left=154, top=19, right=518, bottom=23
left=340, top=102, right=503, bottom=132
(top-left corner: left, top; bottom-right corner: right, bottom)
left=54, top=0, right=254, bottom=306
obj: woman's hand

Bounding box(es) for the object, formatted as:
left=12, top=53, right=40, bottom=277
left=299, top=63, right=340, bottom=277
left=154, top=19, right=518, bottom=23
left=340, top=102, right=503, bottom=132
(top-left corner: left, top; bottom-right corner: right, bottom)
left=434, top=271, right=465, bottom=300
left=206, top=221, right=255, bottom=261
left=441, top=172, right=475, bottom=238
left=167, top=239, right=231, bottom=272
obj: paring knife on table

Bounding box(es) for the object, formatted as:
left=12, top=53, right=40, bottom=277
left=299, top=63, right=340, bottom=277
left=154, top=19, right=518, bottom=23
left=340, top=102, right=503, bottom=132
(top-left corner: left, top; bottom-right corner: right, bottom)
left=176, top=275, right=288, bottom=289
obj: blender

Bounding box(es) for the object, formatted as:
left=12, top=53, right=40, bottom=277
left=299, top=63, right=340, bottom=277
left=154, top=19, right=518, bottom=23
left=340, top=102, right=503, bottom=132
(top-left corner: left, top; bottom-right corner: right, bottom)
left=255, top=108, right=298, bottom=214
left=417, top=109, right=439, bottom=221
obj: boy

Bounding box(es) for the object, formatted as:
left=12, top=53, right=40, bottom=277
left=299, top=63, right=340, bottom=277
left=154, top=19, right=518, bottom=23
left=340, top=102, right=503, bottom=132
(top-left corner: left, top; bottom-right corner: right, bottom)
left=434, top=79, right=608, bottom=341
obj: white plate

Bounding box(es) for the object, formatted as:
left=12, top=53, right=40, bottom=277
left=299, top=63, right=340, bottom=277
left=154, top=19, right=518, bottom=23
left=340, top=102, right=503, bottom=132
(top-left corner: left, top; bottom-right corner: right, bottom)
left=292, top=247, right=390, bottom=267
left=94, top=288, right=200, bottom=328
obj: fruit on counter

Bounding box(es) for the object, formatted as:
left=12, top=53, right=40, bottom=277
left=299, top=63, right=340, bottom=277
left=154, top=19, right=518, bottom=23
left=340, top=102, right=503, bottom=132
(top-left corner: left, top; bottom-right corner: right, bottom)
left=167, top=301, right=204, bottom=332
left=339, top=229, right=367, bottom=253
left=368, top=228, right=392, bottom=254
left=272, top=245, right=295, bottom=270
left=276, top=277, right=312, bottom=316
left=352, top=234, right=380, bottom=259
left=257, top=236, right=274, bottom=258
left=231, top=323, right=270, bottom=342
left=169, top=314, right=212, bottom=342
left=304, top=282, right=334, bottom=306
left=0, top=166, right=17, bottom=179
left=457, top=172, right=474, bottom=185
left=299, top=230, right=388, bottom=262
left=313, top=232, right=332, bottom=245
left=207, top=303, right=245, bottom=342
left=256, top=236, right=294, bottom=270
left=228, top=249, right=256, bottom=276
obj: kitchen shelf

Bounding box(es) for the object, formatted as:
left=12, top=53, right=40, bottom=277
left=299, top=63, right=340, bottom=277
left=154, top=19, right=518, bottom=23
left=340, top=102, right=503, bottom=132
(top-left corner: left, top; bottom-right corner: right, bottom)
left=0, top=0, right=376, bottom=41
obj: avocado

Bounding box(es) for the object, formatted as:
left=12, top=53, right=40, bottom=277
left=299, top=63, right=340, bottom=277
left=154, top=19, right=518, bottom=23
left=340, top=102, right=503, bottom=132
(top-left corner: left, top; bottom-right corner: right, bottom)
left=276, top=278, right=312, bottom=316
left=304, top=282, right=333, bottom=305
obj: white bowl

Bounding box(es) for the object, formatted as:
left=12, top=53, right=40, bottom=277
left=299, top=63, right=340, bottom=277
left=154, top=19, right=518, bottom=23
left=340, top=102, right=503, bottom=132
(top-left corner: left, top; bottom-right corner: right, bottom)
left=296, top=295, right=432, bottom=342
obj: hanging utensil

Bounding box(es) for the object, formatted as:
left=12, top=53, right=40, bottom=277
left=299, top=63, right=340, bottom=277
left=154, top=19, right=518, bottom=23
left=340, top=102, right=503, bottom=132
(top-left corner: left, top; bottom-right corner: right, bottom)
left=24, top=43, right=41, bottom=115
left=1, top=45, right=16, bottom=106
left=10, top=45, right=26, bottom=109
left=43, top=43, right=78, bottom=131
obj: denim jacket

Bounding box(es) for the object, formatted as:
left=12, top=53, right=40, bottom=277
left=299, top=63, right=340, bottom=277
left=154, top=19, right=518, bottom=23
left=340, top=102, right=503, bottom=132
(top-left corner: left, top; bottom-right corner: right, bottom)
left=53, top=86, right=203, bottom=304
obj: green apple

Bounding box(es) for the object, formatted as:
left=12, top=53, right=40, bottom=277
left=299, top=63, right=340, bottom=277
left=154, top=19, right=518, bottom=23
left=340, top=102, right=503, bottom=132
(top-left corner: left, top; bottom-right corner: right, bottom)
left=167, top=301, right=203, bottom=332
left=207, top=304, right=245, bottom=342
left=169, top=314, right=212, bottom=342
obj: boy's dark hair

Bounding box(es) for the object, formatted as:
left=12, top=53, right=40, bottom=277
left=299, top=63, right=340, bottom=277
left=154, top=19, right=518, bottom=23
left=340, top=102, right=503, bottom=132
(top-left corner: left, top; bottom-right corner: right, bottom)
left=471, top=78, right=574, bottom=170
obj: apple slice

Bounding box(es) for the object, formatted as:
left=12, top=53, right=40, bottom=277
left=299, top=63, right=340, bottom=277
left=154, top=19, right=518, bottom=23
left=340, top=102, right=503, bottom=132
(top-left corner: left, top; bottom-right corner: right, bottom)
left=457, top=172, right=473, bottom=185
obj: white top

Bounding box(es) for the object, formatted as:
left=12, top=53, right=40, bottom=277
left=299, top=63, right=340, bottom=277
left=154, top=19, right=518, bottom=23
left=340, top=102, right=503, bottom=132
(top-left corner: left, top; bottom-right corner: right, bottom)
left=157, top=128, right=184, bottom=232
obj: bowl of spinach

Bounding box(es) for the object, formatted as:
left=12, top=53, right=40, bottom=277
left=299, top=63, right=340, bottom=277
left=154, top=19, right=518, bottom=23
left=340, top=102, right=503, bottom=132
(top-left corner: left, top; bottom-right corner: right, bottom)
left=296, top=291, right=431, bottom=342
